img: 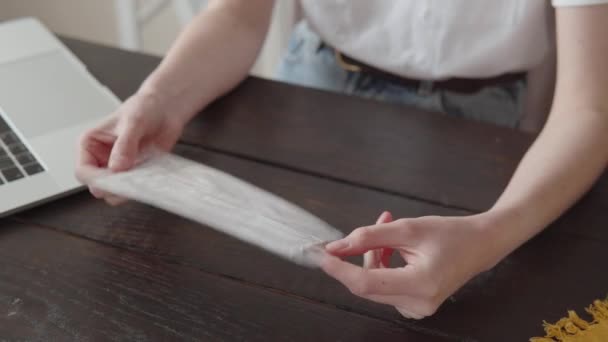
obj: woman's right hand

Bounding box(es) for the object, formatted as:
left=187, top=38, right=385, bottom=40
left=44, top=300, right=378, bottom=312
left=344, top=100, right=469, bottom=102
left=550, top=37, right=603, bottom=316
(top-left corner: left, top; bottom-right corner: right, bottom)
left=75, top=92, right=186, bottom=205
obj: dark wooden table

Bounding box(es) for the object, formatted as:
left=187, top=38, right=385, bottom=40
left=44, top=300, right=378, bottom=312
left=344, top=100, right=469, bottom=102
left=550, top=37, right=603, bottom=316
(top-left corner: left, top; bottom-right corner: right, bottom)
left=1, top=38, right=607, bottom=341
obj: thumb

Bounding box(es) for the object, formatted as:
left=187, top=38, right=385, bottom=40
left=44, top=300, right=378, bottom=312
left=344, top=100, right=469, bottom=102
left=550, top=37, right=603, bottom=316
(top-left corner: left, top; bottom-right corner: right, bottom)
left=326, top=219, right=405, bottom=256
left=375, top=211, right=393, bottom=225
left=109, top=122, right=144, bottom=172
left=364, top=211, right=393, bottom=268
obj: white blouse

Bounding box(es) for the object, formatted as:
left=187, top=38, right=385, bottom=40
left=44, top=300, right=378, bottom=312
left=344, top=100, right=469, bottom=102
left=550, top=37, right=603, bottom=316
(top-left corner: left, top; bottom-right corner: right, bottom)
left=299, top=0, right=608, bottom=80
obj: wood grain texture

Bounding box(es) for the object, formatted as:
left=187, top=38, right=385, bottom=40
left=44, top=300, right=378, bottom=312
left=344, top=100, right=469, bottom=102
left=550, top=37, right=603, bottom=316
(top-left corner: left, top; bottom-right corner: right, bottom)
left=62, top=37, right=608, bottom=216
left=61, top=38, right=532, bottom=212
left=182, top=79, right=608, bottom=239
left=17, top=146, right=465, bottom=338
left=62, top=37, right=608, bottom=242
left=53, top=37, right=608, bottom=341
left=0, top=221, right=447, bottom=342
left=16, top=146, right=608, bottom=341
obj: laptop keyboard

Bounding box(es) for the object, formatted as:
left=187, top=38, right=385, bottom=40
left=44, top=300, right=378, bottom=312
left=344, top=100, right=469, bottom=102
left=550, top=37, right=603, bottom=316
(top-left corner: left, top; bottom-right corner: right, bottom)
left=0, top=115, right=45, bottom=185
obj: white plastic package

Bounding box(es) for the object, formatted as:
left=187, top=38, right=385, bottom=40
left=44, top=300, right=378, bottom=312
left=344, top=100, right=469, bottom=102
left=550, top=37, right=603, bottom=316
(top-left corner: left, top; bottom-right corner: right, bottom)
left=92, top=153, right=343, bottom=267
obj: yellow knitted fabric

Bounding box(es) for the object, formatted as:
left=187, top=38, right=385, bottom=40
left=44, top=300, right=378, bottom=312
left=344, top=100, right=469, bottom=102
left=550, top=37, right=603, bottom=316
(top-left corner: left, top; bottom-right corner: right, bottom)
left=530, top=298, right=608, bottom=342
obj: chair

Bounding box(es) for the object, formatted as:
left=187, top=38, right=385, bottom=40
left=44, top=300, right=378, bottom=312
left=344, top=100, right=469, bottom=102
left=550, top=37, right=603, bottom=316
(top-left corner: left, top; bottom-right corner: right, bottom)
left=114, top=0, right=205, bottom=51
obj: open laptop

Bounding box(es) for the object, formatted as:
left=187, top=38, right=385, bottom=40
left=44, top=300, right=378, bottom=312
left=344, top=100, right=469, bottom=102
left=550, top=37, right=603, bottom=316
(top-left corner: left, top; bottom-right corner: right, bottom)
left=0, top=18, right=121, bottom=217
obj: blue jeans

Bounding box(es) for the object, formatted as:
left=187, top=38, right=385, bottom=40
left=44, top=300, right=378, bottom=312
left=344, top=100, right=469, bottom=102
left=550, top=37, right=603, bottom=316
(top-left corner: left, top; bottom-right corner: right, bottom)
left=277, top=22, right=525, bottom=128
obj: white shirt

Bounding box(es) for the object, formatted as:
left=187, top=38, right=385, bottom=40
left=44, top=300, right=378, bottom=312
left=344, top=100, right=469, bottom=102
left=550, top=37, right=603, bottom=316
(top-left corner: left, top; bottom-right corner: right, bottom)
left=299, top=0, right=608, bottom=80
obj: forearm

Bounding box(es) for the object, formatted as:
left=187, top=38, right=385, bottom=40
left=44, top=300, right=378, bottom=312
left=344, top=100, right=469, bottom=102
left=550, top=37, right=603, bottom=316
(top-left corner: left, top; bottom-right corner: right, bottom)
left=138, top=0, right=274, bottom=125
left=475, top=6, right=608, bottom=265
left=485, top=107, right=608, bottom=255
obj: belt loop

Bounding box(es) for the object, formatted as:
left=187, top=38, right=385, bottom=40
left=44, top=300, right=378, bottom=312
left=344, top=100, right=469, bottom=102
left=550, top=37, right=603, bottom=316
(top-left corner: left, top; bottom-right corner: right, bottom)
left=418, top=80, right=434, bottom=96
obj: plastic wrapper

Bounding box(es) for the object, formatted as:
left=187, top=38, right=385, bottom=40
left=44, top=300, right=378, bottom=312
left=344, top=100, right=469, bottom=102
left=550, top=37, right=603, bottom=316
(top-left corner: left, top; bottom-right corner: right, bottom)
left=92, top=152, right=343, bottom=267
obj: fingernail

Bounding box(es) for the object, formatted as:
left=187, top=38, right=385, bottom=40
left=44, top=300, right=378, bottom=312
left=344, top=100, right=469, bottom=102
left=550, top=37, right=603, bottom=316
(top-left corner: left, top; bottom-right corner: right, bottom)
left=376, top=211, right=390, bottom=224
left=326, top=240, right=350, bottom=252
left=109, top=155, right=127, bottom=171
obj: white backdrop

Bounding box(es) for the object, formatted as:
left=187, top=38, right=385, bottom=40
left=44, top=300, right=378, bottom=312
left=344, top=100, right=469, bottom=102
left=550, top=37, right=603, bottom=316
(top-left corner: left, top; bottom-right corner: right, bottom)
left=0, top=0, right=297, bottom=78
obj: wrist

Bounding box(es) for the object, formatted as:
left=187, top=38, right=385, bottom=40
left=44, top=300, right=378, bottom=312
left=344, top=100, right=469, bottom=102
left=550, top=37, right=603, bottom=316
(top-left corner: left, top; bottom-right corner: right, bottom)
left=137, top=77, right=196, bottom=127
left=472, top=209, right=531, bottom=271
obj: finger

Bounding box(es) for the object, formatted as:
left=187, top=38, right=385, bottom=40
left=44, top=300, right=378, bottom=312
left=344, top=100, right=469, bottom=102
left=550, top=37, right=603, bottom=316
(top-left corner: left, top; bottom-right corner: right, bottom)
left=364, top=211, right=393, bottom=268
left=376, top=211, right=392, bottom=224
left=396, top=306, right=427, bottom=320
left=76, top=144, right=102, bottom=184
left=77, top=125, right=116, bottom=165
left=364, top=293, right=435, bottom=319
left=365, top=248, right=395, bottom=269
left=363, top=249, right=382, bottom=269
left=77, top=145, right=97, bottom=169
left=364, top=293, right=427, bottom=319
left=76, top=164, right=109, bottom=185
left=89, top=185, right=128, bottom=205
left=327, top=220, right=408, bottom=256
left=89, top=186, right=107, bottom=199
left=380, top=247, right=394, bottom=268
left=358, top=294, right=439, bottom=319
left=105, top=195, right=128, bottom=206
left=321, top=255, right=417, bottom=296
left=78, top=165, right=125, bottom=205
left=109, top=119, right=145, bottom=172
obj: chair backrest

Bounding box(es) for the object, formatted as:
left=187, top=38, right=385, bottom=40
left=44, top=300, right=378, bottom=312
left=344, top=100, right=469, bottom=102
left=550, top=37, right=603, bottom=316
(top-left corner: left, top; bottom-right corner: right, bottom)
left=115, top=0, right=206, bottom=51
left=174, top=0, right=206, bottom=27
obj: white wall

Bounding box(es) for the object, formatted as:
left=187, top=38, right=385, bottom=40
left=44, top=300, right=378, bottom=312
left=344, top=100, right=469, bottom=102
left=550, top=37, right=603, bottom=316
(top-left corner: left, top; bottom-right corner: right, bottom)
left=0, top=1, right=122, bottom=46
left=0, top=0, right=296, bottom=78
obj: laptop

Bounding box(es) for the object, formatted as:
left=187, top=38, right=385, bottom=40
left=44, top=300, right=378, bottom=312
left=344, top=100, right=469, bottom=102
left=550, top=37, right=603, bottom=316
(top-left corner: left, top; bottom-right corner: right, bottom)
left=0, top=18, right=121, bottom=217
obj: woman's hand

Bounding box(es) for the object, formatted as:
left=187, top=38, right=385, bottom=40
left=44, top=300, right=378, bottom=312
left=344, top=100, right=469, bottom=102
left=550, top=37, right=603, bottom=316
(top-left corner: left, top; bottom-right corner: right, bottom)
left=321, top=212, right=499, bottom=319
left=73, top=0, right=275, bottom=205
left=75, top=92, right=185, bottom=205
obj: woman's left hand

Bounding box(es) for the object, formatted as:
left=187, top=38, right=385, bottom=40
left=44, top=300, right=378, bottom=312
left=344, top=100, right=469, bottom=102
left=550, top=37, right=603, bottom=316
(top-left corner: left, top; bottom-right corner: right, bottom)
left=321, top=212, right=501, bottom=319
